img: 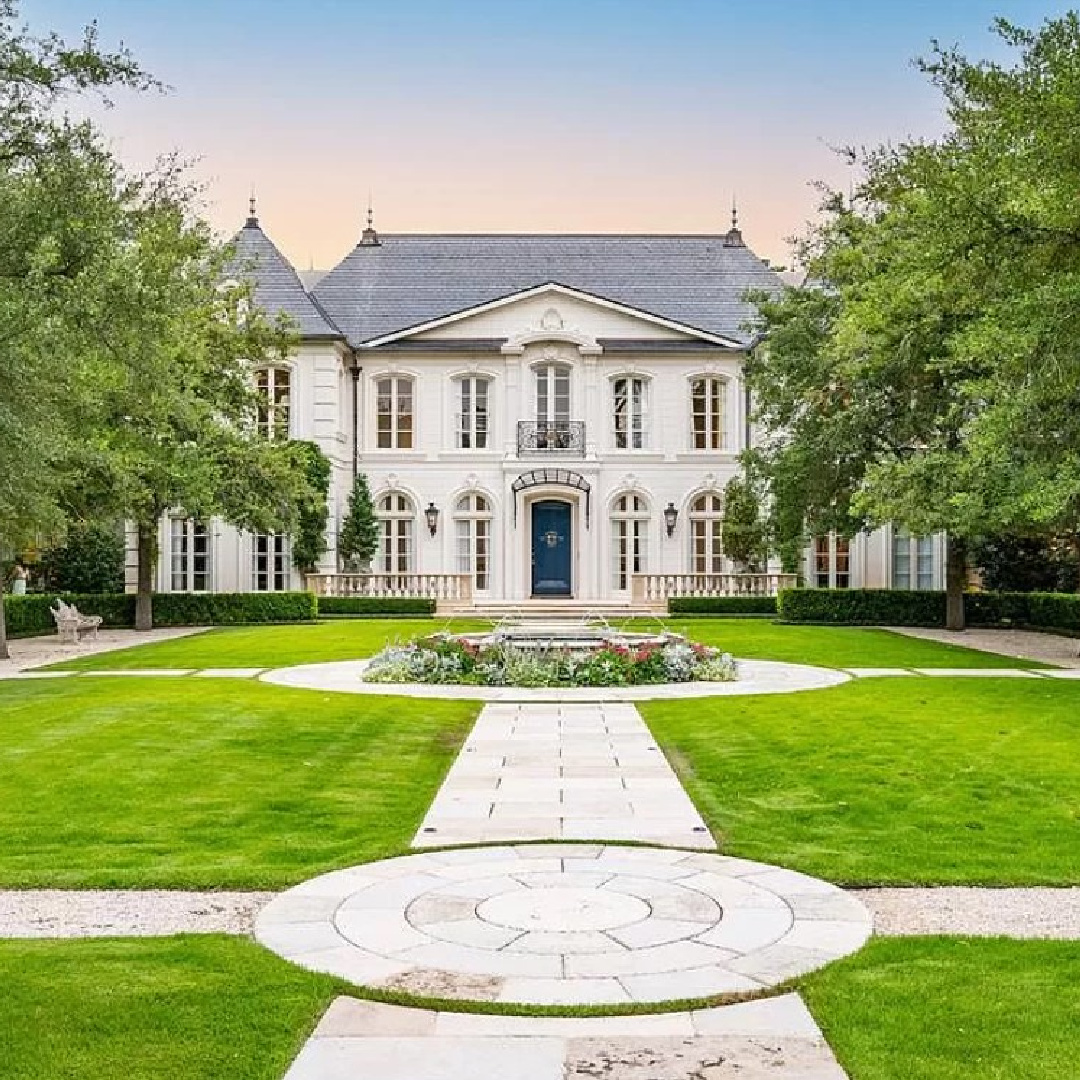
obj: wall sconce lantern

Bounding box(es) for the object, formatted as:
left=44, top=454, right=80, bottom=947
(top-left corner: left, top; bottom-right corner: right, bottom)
left=663, top=502, right=678, bottom=537
left=424, top=502, right=440, bottom=537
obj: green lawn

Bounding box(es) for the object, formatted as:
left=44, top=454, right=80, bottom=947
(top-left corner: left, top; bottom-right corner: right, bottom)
left=642, top=678, right=1080, bottom=885
left=0, top=678, right=476, bottom=888
left=46, top=617, right=1039, bottom=670
left=2, top=936, right=1077, bottom=1079
left=800, top=937, right=1080, bottom=1080
left=0, top=936, right=345, bottom=1080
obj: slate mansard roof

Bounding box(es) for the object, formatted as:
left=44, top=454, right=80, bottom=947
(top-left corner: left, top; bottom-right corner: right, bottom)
left=230, top=222, right=783, bottom=349
left=227, top=218, right=343, bottom=339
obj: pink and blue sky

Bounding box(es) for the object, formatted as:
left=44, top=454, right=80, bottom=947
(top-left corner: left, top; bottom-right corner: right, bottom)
left=23, top=0, right=1073, bottom=269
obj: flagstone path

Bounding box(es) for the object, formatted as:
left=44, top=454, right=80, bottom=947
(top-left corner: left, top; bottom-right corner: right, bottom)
left=412, top=703, right=714, bottom=849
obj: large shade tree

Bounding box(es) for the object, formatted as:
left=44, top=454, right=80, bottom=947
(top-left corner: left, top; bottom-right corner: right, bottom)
left=748, top=14, right=1080, bottom=629
left=0, top=0, right=153, bottom=657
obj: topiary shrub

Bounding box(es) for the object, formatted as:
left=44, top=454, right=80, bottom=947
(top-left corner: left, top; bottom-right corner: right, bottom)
left=37, top=522, right=125, bottom=594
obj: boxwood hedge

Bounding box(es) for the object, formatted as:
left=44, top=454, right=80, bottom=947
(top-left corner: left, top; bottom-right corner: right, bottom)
left=778, top=587, right=1080, bottom=634
left=3, top=591, right=316, bottom=638
left=316, top=596, right=435, bottom=617
left=668, top=596, right=778, bottom=616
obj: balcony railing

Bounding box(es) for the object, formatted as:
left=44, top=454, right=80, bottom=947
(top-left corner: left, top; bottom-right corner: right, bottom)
left=306, top=573, right=474, bottom=602
left=517, top=420, right=586, bottom=456
left=631, top=573, right=799, bottom=603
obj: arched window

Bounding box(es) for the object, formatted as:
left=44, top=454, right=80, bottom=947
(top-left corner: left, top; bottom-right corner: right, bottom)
left=689, top=494, right=724, bottom=574
left=611, top=493, right=649, bottom=591
left=256, top=367, right=291, bottom=440
left=454, top=493, right=493, bottom=591
left=455, top=376, right=490, bottom=449
left=612, top=376, right=648, bottom=449
left=378, top=492, right=415, bottom=573
left=376, top=376, right=414, bottom=449
left=690, top=376, right=726, bottom=450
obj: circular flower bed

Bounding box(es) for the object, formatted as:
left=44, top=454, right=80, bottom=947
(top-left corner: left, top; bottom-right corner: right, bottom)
left=363, top=632, right=737, bottom=688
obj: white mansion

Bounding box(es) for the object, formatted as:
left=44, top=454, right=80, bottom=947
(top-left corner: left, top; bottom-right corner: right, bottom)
left=131, top=207, right=945, bottom=609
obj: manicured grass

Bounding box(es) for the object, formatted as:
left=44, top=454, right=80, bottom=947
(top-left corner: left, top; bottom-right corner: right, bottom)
left=47, top=618, right=491, bottom=671
left=0, top=936, right=346, bottom=1080
left=800, top=937, right=1080, bottom=1080
left=47, top=617, right=1038, bottom=670
left=0, top=678, right=476, bottom=888
left=658, top=618, right=1044, bottom=668
left=642, top=678, right=1080, bottom=885
left=2, top=936, right=1077, bottom=1078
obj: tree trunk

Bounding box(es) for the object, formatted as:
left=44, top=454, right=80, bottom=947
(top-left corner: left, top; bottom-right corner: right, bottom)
left=945, top=534, right=967, bottom=632
left=0, top=589, right=8, bottom=661
left=135, top=519, right=156, bottom=632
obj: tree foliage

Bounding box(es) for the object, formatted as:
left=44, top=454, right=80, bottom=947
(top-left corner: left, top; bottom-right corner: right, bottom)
left=721, top=476, right=767, bottom=572
left=747, top=14, right=1080, bottom=628
left=38, top=520, right=125, bottom=594
left=289, top=442, right=331, bottom=574
left=338, top=473, right=380, bottom=571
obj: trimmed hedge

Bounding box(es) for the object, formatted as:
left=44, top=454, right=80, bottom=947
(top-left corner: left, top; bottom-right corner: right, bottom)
left=2, top=591, right=316, bottom=637
left=778, top=587, right=1080, bottom=634
left=668, top=596, right=778, bottom=616
left=316, top=596, right=435, bottom=617
left=778, top=588, right=945, bottom=626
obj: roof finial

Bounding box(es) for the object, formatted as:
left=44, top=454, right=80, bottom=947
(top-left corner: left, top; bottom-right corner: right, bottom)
left=724, top=193, right=744, bottom=248
left=360, top=191, right=380, bottom=246
left=246, top=187, right=258, bottom=227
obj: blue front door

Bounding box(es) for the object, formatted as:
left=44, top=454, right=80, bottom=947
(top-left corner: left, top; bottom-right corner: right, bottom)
left=531, top=501, right=572, bottom=597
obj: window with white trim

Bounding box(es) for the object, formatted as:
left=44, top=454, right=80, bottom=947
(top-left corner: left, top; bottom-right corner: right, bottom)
left=378, top=492, right=414, bottom=573
left=169, top=518, right=211, bottom=592
left=814, top=534, right=851, bottom=588
left=456, top=377, right=490, bottom=449
left=252, top=533, right=289, bottom=591
left=535, top=362, right=571, bottom=425
left=892, top=529, right=935, bottom=590
left=689, top=494, right=724, bottom=574
left=612, top=376, right=648, bottom=449
left=376, top=377, right=414, bottom=449
left=454, top=493, right=492, bottom=591
left=255, top=367, right=291, bottom=440
left=611, top=494, right=649, bottom=590
left=690, top=376, right=726, bottom=450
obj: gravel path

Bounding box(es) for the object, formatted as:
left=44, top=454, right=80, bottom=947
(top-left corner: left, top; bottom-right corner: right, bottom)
left=0, top=626, right=208, bottom=677
left=891, top=626, right=1080, bottom=668
left=0, top=891, right=275, bottom=937
left=2, top=887, right=1079, bottom=940
left=858, top=887, right=1080, bottom=938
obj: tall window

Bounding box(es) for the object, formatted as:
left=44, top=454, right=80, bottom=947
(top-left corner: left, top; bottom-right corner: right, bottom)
left=611, top=494, right=649, bottom=590
left=689, top=494, right=724, bottom=574
left=256, top=367, right=291, bottom=440
left=613, top=377, right=647, bottom=449
left=169, top=518, right=211, bottom=592
left=454, top=493, right=492, bottom=591
left=535, top=363, right=571, bottom=425
left=252, top=533, right=289, bottom=591
left=376, top=377, right=414, bottom=449
left=815, top=535, right=851, bottom=588
left=456, top=377, right=490, bottom=449
left=378, top=493, right=414, bottom=573
left=690, top=377, right=726, bottom=450
left=893, top=530, right=935, bottom=590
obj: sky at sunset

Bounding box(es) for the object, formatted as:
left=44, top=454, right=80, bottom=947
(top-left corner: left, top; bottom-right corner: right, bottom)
left=21, top=0, right=1074, bottom=270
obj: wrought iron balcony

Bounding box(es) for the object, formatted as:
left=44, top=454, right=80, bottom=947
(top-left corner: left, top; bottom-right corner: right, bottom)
left=517, top=420, right=586, bottom=456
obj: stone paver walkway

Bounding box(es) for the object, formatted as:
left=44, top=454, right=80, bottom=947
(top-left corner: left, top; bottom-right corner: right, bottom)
left=283, top=995, right=847, bottom=1080
left=255, top=844, right=872, bottom=1006
left=0, top=626, right=207, bottom=677
left=892, top=626, right=1080, bottom=668
left=413, top=703, right=713, bottom=849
